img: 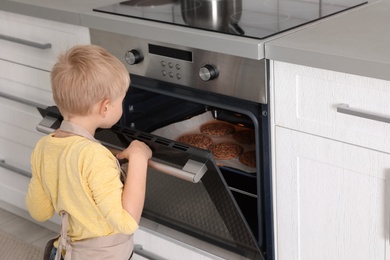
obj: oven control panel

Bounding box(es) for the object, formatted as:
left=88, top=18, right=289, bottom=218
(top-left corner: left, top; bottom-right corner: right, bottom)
left=90, top=29, right=266, bottom=104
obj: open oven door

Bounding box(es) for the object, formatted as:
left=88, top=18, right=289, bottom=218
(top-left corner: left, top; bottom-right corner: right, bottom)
left=36, top=106, right=264, bottom=260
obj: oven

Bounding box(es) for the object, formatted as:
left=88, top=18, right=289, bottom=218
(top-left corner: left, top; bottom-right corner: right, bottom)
left=93, top=29, right=271, bottom=259
left=37, top=29, right=271, bottom=259
left=35, top=0, right=368, bottom=259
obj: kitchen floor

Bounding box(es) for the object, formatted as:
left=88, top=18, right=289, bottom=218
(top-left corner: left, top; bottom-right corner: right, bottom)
left=0, top=207, right=58, bottom=250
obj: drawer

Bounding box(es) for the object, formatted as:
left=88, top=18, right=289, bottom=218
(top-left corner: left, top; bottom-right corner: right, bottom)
left=0, top=59, right=53, bottom=104
left=273, top=61, right=390, bottom=153
left=133, top=227, right=224, bottom=260
left=0, top=99, right=44, bottom=176
left=0, top=166, right=31, bottom=210
left=0, top=97, right=45, bottom=138
left=0, top=11, right=90, bottom=72
left=0, top=137, right=34, bottom=178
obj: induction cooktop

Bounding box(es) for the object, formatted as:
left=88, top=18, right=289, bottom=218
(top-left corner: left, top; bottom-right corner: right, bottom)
left=94, top=0, right=367, bottom=40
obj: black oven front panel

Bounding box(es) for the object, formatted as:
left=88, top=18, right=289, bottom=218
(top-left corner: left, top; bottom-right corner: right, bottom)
left=116, top=75, right=268, bottom=259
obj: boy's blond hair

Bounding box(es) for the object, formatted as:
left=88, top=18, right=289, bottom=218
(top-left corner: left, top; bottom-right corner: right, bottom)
left=51, top=45, right=130, bottom=117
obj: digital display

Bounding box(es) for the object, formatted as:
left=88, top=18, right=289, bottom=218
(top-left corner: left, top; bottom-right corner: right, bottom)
left=149, top=44, right=193, bottom=62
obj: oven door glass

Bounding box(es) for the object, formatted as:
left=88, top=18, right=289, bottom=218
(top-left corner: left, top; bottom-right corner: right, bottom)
left=36, top=75, right=264, bottom=259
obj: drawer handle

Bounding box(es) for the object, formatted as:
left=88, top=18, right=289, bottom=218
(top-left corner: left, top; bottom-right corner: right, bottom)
left=0, top=159, right=31, bottom=178
left=0, top=34, right=52, bottom=50
left=337, top=103, right=390, bottom=124
left=133, top=244, right=167, bottom=260
left=0, top=91, right=47, bottom=109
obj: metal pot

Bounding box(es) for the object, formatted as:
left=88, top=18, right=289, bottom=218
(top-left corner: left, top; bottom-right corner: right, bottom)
left=180, top=0, right=244, bottom=35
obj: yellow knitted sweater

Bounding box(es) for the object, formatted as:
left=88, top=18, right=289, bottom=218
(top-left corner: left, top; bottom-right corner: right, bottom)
left=26, top=134, right=138, bottom=241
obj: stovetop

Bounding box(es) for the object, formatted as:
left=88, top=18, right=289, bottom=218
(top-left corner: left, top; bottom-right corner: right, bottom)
left=94, top=0, right=367, bottom=40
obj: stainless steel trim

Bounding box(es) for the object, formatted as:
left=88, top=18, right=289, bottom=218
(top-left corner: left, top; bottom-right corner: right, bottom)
left=229, top=186, right=257, bottom=198
left=337, top=103, right=390, bottom=124
left=0, top=91, right=47, bottom=109
left=133, top=244, right=167, bottom=260
left=36, top=115, right=58, bottom=134
left=149, top=159, right=207, bottom=183
left=0, top=34, right=52, bottom=49
left=90, top=29, right=267, bottom=104
left=0, top=159, right=31, bottom=178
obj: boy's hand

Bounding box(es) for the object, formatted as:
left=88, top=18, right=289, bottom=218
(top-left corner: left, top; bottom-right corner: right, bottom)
left=116, top=140, right=152, bottom=162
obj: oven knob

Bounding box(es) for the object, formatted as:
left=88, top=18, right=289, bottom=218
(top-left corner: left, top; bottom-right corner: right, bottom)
left=125, top=50, right=143, bottom=65
left=199, top=64, right=219, bottom=81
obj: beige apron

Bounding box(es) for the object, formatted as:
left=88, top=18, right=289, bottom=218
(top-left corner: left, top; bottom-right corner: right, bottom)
left=53, top=121, right=133, bottom=260
left=56, top=211, right=133, bottom=260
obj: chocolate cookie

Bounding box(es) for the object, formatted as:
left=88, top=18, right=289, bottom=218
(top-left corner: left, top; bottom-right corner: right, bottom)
left=200, top=122, right=235, bottom=137
left=209, top=142, right=243, bottom=160
left=239, top=150, right=256, bottom=168
left=177, top=134, right=213, bottom=149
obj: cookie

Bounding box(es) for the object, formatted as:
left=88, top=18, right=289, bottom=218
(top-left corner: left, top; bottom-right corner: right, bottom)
left=239, top=150, right=256, bottom=168
left=209, top=142, right=243, bottom=160
left=233, top=129, right=255, bottom=144
left=177, top=134, right=213, bottom=149
left=200, top=122, right=235, bottom=137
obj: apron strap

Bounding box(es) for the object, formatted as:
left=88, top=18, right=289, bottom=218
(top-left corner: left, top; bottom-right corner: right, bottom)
left=59, top=121, right=97, bottom=142
left=55, top=211, right=68, bottom=260
left=59, top=120, right=126, bottom=180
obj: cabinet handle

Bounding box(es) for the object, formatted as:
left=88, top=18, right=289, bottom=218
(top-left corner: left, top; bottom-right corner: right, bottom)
left=133, top=244, right=167, bottom=260
left=0, top=159, right=31, bottom=178
left=0, top=91, right=47, bottom=109
left=337, top=103, right=390, bottom=124
left=0, top=34, right=52, bottom=50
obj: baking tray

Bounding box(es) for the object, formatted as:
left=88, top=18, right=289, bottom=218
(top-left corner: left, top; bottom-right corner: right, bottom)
left=151, top=111, right=256, bottom=173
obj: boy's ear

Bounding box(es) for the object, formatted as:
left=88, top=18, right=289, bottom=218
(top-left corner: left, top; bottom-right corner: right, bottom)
left=99, top=98, right=110, bottom=117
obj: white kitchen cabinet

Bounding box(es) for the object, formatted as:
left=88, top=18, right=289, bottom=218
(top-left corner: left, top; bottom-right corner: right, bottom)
left=0, top=10, right=90, bottom=229
left=272, top=61, right=390, bottom=260
left=274, top=127, right=389, bottom=260
left=273, top=61, right=390, bottom=154
left=0, top=10, right=90, bottom=73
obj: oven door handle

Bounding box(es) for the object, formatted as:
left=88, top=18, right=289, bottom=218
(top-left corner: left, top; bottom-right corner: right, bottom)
left=36, top=116, right=208, bottom=183
left=113, top=145, right=207, bottom=183
left=148, top=159, right=207, bottom=183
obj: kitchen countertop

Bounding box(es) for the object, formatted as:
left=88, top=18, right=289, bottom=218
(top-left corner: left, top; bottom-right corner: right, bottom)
left=265, top=0, right=390, bottom=82
left=0, top=0, right=265, bottom=60
left=0, top=0, right=389, bottom=81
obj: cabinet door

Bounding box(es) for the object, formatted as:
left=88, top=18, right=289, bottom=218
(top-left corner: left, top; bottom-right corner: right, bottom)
left=273, top=61, right=390, bottom=154
left=274, top=127, right=390, bottom=260
left=0, top=10, right=90, bottom=72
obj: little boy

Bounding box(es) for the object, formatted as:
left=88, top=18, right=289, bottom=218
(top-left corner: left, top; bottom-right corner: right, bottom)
left=26, top=45, right=152, bottom=259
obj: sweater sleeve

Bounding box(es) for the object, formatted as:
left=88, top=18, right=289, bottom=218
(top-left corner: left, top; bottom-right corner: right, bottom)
left=26, top=148, right=54, bottom=222
left=83, top=146, right=139, bottom=234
